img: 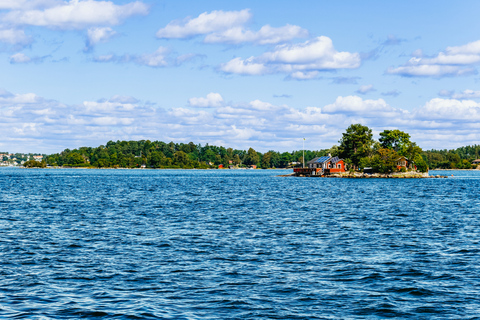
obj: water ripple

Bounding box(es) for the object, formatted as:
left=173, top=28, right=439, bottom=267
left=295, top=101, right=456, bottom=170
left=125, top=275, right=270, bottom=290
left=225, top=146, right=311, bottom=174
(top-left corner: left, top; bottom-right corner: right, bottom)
left=1, top=168, right=480, bottom=318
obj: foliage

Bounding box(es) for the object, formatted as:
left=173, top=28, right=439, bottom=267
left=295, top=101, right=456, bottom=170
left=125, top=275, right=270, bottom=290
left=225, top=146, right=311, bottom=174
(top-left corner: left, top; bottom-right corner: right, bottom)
left=338, top=124, right=374, bottom=168
left=360, top=148, right=399, bottom=173
left=414, top=154, right=428, bottom=172
left=379, top=129, right=411, bottom=154
left=422, top=144, right=480, bottom=169
left=44, top=140, right=332, bottom=169
left=23, top=160, right=47, bottom=168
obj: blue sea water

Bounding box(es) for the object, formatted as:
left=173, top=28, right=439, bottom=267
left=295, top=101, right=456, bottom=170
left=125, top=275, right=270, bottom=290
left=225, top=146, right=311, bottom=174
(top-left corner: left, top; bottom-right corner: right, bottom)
left=1, top=168, right=480, bottom=319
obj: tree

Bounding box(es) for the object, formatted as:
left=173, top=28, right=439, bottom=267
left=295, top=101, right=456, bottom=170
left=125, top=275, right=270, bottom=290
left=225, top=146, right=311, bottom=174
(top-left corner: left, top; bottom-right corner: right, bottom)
left=174, top=151, right=189, bottom=167
left=361, top=148, right=399, bottom=173
left=414, top=154, right=428, bottom=172
left=244, top=148, right=260, bottom=166
left=338, top=124, right=374, bottom=169
left=379, top=129, right=411, bottom=154
left=148, top=151, right=164, bottom=168
left=262, top=152, right=272, bottom=169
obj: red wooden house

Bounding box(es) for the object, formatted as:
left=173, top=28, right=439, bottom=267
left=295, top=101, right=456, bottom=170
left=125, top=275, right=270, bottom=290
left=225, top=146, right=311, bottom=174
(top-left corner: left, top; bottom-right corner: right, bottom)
left=294, top=155, right=346, bottom=176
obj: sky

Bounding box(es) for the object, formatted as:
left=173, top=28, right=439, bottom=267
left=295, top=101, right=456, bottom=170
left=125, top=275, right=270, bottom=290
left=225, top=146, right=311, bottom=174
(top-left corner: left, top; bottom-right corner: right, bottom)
left=1, top=0, right=480, bottom=154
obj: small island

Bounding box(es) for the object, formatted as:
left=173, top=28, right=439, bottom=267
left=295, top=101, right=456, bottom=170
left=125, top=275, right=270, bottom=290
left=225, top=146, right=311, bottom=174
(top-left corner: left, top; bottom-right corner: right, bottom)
left=292, top=124, right=443, bottom=178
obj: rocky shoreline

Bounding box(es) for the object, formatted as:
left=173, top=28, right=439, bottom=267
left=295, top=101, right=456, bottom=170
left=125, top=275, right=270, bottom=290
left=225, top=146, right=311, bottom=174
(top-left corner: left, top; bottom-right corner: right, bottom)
left=280, top=172, right=448, bottom=178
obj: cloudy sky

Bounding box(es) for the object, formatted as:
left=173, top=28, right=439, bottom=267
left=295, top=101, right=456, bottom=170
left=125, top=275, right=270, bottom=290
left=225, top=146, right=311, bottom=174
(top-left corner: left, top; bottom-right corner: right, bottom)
left=1, top=0, right=480, bottom=153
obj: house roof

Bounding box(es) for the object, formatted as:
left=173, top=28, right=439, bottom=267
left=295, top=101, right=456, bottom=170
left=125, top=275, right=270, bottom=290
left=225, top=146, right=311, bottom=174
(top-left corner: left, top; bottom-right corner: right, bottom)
left=307, top=156, right=331, bottom=165
left=307, top=156, right=344, bottom=165
left=330, top=156, right=341, bottom=164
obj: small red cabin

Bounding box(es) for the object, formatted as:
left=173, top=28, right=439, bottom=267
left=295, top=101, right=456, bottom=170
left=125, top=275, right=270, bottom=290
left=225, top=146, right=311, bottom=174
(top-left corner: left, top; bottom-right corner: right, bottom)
left=294, top=155, right=346, bottom=176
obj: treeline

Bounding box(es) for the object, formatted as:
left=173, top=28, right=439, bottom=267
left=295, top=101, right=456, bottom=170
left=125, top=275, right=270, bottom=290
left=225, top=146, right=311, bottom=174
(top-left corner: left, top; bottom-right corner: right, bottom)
left=44, top=140, right=334, bottom=169
left=31, top=131, right=480, bottom=170
left=423, top=145, right=480, bottom=169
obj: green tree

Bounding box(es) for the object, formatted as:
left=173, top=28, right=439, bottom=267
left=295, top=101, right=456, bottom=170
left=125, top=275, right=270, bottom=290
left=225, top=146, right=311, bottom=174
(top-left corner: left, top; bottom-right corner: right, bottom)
left=414, top=154, right=428, bottom=172
left=361, top=148, right=399, bottom=173
left=338, top=124, right=374, bottom=169
left=379, top=129, right=411, bottom=154
left=262, top=151, right=272, bottom=169
left=244, top=148, right=260, bottom=166
left=174, top=151, right=189, bottom=167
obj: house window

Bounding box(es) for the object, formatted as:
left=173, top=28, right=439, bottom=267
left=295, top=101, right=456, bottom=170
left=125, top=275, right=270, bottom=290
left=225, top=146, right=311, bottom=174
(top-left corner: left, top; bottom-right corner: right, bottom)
left=338, top=164, right=341, bottom=168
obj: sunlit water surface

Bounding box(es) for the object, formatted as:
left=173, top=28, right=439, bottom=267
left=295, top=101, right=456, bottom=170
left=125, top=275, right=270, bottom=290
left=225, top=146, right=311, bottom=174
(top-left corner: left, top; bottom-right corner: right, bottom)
left=1, top=168, right=480, bottom=319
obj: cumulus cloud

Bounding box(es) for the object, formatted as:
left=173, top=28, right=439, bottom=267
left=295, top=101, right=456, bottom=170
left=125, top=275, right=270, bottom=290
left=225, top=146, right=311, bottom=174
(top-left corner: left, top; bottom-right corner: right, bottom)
left=323, top=95, right=400, bottom=118
left=221, top=36, right=361, bottom=78
left=414, top=98, right=480, bottom=121
left=156, top=9, right=251, bottom=39
left=0, top=0, right=61, bottom=10
left=0, top=28, right=32, bottom=46
left=136, top=47, right=170, bottom=67
left=204, top=24, right=308, bottom=45
left=156, top=9, right=307, bottom=45
left=220, top=57, right=269, bottom=75
left=85, top=26, right=116, bottom=48
left=3, top=88, right=480, bottom=153
left=4, top=0, right=149, bottom=30
left=188, top=93, right=224, bottom=108
left=387, top=39, right=480, bottom=77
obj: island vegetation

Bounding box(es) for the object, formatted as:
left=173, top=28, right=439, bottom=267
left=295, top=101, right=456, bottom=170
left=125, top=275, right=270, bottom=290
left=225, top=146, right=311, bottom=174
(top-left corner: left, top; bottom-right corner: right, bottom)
left=11, top=125, right=479, bottom=171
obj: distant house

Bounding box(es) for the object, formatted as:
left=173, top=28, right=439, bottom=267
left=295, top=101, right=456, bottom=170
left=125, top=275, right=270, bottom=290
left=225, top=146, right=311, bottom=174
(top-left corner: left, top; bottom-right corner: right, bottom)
left=33, top=155, right=43, bottom=161
left=396, top=156, right=416, bottom=170
left=472, top=159, right=480, bottom=165
left=294, top=155, right=345, bottom=176
left=218, top=164, right=224, bottom=169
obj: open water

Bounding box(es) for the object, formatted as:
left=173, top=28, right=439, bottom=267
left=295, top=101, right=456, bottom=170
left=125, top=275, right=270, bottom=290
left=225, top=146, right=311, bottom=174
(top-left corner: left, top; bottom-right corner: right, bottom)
left=1, top=168, right=480, bottom=319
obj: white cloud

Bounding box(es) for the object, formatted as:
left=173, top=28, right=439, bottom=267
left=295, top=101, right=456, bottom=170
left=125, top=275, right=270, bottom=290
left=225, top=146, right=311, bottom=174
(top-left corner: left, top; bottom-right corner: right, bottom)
left=289, top=71, right=319, bottom=80
left=3, top=88, right=480, bottom=153
left=5, top=0, right=149, bottom=30
left=204, top=24, right=308, bottom=45
left=221, top=36, right=361, bottom=78
left=387, top=39, right=480, bottom=77
left=414, top=98, right=480, bottom=121
left=156, top=9, right=251, bottom=39
left=188, top=93, right=224, bottom=108
left=0, top=0, right=61, bottom=10
left=136, top=46, right=169, bottom=67
left=86, top=26, right=116, bottom=47
left=0, top=29, right=32, bottom=45
left=323, top=95, right=398, bottom=116
left=156, top=9, right=308, bottom=45
left=452, top=90, right=480, bottom=100
left=220, top=57, right=269, bottom=75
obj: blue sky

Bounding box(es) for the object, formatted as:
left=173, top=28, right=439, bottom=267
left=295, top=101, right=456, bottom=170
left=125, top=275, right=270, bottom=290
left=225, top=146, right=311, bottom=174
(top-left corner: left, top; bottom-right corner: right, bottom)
left=2, top=0, right=480, bottom=153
